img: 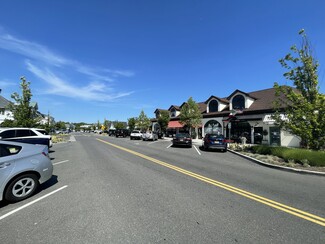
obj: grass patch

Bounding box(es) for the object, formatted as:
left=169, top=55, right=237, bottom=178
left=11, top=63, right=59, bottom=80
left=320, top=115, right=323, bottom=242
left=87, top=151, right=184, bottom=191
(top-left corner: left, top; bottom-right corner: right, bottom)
left=52, top=135, right=70, bottom=143
left=250, top=145, right=325, bottom=167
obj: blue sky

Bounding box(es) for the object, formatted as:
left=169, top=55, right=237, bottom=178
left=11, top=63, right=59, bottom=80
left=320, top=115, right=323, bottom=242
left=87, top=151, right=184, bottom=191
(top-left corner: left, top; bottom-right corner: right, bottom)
left=0, top=0, right=324, bottom=123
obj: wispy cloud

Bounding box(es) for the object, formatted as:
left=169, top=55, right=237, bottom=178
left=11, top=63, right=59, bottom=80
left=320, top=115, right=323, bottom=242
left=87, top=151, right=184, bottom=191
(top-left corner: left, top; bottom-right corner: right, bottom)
left=0, top=33, right=71, bottom=67
left=0, top=79, right=16, bottom=88
left=26, top=61, right=133, bottom=101
left=0, top=29, right=134, bottom=101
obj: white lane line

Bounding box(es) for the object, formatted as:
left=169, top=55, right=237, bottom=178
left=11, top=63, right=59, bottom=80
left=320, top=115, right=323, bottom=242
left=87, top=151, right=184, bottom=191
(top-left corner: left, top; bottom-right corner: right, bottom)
left=166, top=144, right=172, bottom=149
left=0, top=185, right=68, bottom=221
left=69, top=136, right=76, bottom=142
left=193, top=145, right=201, bottom=155
left=53, top=160, right=69, bottom=166
left=148, top=141, right=158, bottom=145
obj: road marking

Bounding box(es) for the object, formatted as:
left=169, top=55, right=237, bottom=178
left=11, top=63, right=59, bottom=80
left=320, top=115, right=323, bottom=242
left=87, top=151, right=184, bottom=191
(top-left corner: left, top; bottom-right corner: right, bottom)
left=69, top=136, right=76, bottom=142
left=166, top=144, right=172, bottom=149
left=0, top=185, right=68, bottom=221
left=147, top=141, right=158, bottom=145
left=53, top=160, right=69, bottom=166
left=193, top=145, right=201, bottom=155
left=96, top=138, right=325, bottom=227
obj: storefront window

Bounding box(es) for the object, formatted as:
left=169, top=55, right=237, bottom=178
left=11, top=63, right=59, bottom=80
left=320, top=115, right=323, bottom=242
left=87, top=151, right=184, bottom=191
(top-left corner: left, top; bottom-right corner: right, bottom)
left=269, top=127, right=281, bottom=146
left=204, top=120, right=222, bottom=134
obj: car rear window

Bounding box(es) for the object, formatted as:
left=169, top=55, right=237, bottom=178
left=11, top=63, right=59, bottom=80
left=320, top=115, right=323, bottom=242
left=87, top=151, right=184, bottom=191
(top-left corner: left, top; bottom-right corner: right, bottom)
left=208, top=134, right=224, bottom=139
left=176, top=133, right=190, bottom=138
left=16, top=129, right=37, bottom=137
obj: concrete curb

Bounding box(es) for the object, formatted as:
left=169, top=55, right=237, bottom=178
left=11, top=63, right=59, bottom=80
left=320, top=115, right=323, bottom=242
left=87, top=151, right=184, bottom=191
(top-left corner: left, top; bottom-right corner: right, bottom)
left=228, top=149, right=325, bottom=177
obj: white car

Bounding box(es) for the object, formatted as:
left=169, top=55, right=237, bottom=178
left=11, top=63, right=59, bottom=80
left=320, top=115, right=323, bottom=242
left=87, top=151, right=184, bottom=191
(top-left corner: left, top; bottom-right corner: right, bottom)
left=142, top=131, right=158, bottom=141
left=0, top=141, right=53, bottom=202
left=0, top=128, right=52, bottom=148
left=130, top=130, right=143, bottom=140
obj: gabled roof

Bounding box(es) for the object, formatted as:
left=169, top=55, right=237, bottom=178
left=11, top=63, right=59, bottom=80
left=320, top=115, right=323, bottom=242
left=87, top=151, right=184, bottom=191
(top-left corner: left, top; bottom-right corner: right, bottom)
left=244, top=87, right=282, bottom=111
left=227, top=89, right=257, bottom=100
left=0, top=95, right=11, bottom=108
left=197, top=102, right=207, bottom=113
left=179, top=101, right=207, bottom=114
left=168, top=105, right=180, bottom=111
left=205, top=95, right=229, bottom=104
left=154, top=108, right=169, bottom=114
left=154, top=87, right=295, bottom=119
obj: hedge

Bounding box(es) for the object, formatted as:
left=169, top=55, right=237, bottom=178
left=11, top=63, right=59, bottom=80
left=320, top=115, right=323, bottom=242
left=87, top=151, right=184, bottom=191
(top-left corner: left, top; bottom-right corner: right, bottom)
left=250, top=145, right=325, bottom=167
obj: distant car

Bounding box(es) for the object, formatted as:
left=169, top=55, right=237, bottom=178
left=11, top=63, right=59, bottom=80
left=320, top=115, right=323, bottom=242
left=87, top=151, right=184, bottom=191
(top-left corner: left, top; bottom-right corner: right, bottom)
left=130, top=130, right=143, bottom=140
left=172, top=133, right=192, bottom=148
left=142, top=131, right=158, bottom=141
left=94, top=130, right=103, bottom=134
left=115, top=129, right=129, bottom=138
left=0, top=128, right=52, bottom=148
left=108, top=129, right=116, bottom=136
left=202, top=133, right=227, bottom=152
left=0, top=141, right=53, bottom=202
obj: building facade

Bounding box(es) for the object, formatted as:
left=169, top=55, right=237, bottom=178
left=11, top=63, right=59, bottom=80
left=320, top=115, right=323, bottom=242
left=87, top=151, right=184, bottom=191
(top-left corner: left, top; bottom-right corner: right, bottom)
left=153, top=87, right=301, bottom=147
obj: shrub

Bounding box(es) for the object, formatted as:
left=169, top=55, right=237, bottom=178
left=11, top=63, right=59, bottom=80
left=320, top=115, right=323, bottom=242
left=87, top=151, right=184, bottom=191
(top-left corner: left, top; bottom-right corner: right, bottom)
left=250, top=145, right=325, bottom=167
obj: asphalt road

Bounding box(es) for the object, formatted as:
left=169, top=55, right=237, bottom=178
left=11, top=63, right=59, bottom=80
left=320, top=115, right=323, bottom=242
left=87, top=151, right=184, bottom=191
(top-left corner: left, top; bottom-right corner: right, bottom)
left=1, top=133, right=324, bottom=243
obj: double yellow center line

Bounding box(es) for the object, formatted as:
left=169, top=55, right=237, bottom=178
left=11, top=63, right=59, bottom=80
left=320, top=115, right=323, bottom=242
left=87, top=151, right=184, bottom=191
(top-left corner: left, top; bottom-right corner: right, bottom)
left=97, top=138, right=325, bottom=227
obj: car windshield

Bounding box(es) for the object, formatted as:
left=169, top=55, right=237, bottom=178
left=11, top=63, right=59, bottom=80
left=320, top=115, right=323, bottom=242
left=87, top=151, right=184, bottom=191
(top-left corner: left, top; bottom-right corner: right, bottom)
left=132, top=131, right=140, bottom=133
left=37, top=129, right=49, bottom=135
left=176, top=133, right=190, bottom=138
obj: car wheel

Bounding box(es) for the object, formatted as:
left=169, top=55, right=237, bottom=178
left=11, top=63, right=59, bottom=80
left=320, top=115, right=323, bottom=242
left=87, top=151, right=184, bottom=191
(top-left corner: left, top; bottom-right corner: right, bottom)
left=5, top=174, right=39, bottom=202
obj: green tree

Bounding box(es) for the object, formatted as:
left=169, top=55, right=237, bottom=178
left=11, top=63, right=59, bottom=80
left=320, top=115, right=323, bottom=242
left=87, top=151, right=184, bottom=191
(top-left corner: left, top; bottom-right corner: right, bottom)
left=274, top=29, right=325, bottom=150
left=0, top=119, right=15, bottom=127
left=8, top=76, right=39, bottom=127
left=137, top=110, right=151, bottom=132
left=128, top=117, right=137, bottom=131
left=96, top=120, right=101, bottom=130
left=115, top=122, right=125, bottom=129
left=55, top=121, right=66, bottom=130
left=157, top=110, right=170, bottom=135
left=179, top=97, right=202, bottom=137
left=103, top=119, right=110, bottom=131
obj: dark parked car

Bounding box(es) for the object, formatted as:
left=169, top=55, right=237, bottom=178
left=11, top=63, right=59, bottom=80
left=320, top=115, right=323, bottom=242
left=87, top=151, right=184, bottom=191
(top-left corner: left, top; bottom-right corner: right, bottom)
left=202, top=133, right=227, bottom=152
left=172, top=133, right=192, bottom=148
left=115, top=129, right=129, bottom=138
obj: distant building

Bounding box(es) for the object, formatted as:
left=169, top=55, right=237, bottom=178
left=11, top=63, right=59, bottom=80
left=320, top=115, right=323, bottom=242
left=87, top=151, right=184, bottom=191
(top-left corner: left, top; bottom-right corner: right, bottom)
left=0, top=94, right=55, bottom=126
left=0, top=95, right=14, bottom=124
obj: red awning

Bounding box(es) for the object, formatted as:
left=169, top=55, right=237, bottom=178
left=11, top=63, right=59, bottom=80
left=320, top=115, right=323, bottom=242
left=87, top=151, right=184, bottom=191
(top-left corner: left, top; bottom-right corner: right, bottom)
left=168, top=121, right=183, bottom=128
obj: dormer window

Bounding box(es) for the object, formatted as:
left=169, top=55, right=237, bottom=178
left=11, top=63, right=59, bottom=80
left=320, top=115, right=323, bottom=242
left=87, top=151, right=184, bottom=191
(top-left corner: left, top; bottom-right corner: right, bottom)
left=232, top=94, right=245, bottom=109
left=170, top=108, right=176, bottom=118
left=208, top=100, right=218, bottom=113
